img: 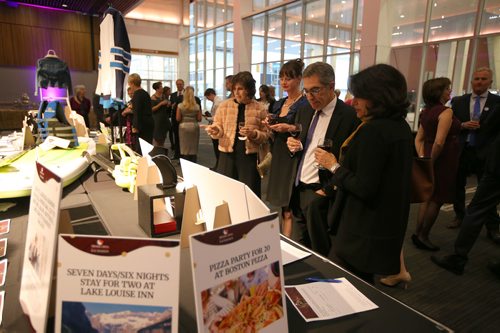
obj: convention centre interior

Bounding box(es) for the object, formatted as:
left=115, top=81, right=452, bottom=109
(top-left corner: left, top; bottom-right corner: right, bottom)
left=0, top=0, right=499, bottom=332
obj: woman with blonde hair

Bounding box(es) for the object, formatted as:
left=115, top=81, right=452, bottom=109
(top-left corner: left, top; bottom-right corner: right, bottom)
left=176, top=86, right=202, bottom=162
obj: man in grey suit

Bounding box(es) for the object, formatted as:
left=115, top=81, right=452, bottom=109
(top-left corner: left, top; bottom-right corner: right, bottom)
left=448, top=67, right=500, bottom=244
left=286, top=62, right=358, bottom=256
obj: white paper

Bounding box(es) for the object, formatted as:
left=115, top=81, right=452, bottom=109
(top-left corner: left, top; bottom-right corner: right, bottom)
left=280, top=240, right=311, bottom=265
left=285, top=278, right=378, bottom=322
left=0, top=290, right=4, bottom=326
left=39, top=135, right=70, bottom=151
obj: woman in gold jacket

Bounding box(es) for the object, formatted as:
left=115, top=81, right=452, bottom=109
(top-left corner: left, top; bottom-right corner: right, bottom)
left=206, top=71, right=269, bottom=197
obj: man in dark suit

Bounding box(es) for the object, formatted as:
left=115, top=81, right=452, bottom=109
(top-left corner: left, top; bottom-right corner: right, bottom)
left=432, top=130, right=500, bottom=275
left=169, top=79, right=202, bottom=159
left=449, top=67, right=500, bottom=244
left=169, top=79, right=184, bottom=159
left=286, top=62, right=358, bottom=256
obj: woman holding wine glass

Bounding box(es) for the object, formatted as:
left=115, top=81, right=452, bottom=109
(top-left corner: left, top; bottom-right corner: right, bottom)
left=205, top=71, right=269, bottom=197
left=265, top=59, right=308, bottom=237
left=315, top=64, right=413, bottom=283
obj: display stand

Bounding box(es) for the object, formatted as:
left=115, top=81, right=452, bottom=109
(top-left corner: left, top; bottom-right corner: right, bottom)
left=36, top=87, right=78, bottom=147
left=137, top=184, right=185, bottom=238
left=180, top=186, right=206, bottom=248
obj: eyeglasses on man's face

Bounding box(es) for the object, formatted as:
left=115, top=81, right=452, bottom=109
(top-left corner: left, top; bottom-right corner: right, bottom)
left=302, top=86, right=326, bottom=96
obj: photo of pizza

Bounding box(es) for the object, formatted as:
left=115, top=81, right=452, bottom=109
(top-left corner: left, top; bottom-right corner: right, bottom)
left=202, top=261, right=283, bottom=333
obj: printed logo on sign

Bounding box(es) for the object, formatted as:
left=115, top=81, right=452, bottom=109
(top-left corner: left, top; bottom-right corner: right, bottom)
left=219, top=229, right=234, bottom=244
left=91, top=239, right=110, bottom=254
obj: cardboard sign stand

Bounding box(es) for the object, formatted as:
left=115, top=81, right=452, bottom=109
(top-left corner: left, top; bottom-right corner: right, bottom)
left=180, top=186, right=206, bottom=248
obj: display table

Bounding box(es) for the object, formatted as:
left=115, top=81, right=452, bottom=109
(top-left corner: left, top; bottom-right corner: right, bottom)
left=0, top=174, right=453, bottom=332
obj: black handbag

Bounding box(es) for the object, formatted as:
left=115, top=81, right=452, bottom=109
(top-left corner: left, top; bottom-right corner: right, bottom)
left=410, top=157, right=434, bottom=203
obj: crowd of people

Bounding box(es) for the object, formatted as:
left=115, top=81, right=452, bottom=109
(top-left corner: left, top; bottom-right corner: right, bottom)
left=73, top=63, right=500, bottom=283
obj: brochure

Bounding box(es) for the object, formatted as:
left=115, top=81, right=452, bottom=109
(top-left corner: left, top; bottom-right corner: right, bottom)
left=285, top=278, right=378, bottom=322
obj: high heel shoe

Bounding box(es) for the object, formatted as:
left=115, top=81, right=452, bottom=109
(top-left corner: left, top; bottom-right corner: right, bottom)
left=411, top=234, right=440, bottom=251
left=379, top=272, right=412, bottom=289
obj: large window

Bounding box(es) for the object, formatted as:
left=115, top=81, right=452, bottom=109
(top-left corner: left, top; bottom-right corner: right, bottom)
left=130, top=54, right=178, bottom=95
left=248, top=0, right=364, bottom=99
left=186, top=24, right=234, bottom=108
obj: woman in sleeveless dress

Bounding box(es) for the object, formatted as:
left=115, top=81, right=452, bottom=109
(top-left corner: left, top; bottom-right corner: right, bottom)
left=176, top=86, right=201, bottom=162
left=413, top=77, right=461, bottom=251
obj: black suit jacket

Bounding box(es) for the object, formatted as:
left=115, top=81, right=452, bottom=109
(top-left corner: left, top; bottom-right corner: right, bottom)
left=292, top=98, right=359, bottom=192
left=327, top=117, right=413, bottom=275
left=451, top=92, right=500, bottom=156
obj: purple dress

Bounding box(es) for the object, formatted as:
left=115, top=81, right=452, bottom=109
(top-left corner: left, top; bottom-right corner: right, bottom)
left=420, top=104, right=461, bottom=203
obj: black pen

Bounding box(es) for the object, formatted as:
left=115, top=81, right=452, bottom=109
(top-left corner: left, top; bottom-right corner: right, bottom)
left=305, top=277, right=342, bottom=283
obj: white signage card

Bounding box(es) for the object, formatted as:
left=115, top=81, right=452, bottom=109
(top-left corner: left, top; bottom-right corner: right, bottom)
left=19, top=162, right=63, bottom=332
left=0, top=290, right=4, bottom=326
left=55, top=235, right=181, bottom=333
left=285, top=278, right=378, bottom=322
left=280, top=240, right=311, bottom=266
left=190, top=213, right=288, bottom=332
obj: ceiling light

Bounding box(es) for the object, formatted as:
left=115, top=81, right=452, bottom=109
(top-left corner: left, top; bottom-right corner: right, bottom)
left=430, top=25, right=442, bottom=30
left=335, top=24, right=339, bottom=28
left=358, top=23, right=362, bottom=27
left=62, top=4, right=67, bottom=7
left=397, top=26, right=400, bottom=29
left=441, top=15, right=445, bottom=19
left=340, top=14, right=344, bottom=18
left=269, top=27, right=276, bottom=31
left=311, top=14, right=314, bottom=18
left=400, top=14, right=405, bottom=18
left=329, top=37, right=337, bottom=41
left=434, top=2, right=437, bottom=7
left=392, top=32, right=403, bottom=36
left=341, top=0, right=346, bottom=3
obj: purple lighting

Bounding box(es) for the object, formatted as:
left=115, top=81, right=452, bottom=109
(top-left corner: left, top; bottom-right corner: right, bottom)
left=40, top=87, right=69, bottom=101
left=0, top=1, right=77, bottom=13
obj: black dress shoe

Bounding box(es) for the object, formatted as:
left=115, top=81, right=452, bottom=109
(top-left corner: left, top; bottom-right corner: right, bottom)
left=486, top=230, right=500, bottom=245
left=487, top=259, right=500, bottom=280
left=431, top=254, right=467, bottom=275
left=411, top=234, right=440, bottom=251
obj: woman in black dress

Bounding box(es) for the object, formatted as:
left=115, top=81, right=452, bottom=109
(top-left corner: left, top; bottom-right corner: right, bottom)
left=151, top=81, right=171, bottom=147
left=265, top=59, right=307, bottom=237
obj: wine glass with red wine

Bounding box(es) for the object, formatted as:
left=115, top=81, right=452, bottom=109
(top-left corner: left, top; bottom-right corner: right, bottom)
left=315, top=138, right=333, bottom=169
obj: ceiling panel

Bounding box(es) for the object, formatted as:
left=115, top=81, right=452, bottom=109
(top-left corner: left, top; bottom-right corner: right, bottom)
left=4, top=0, right=144, bottom=16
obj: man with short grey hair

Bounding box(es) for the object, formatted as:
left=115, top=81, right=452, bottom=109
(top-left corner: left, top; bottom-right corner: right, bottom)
left=449, top=67, right=500, bottom=242
left=286, top=62, right=358, bottom=256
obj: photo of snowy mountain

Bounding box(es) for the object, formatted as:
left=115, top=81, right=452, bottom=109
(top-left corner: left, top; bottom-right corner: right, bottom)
left=61, top=301, right=172, bottom=333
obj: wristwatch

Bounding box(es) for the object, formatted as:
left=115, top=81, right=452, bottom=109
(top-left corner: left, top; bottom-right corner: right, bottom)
left=329, top=162, right=340, bottom=174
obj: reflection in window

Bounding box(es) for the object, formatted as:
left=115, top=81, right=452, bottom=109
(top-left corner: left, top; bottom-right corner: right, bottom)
left=215, top=0, right=225, bottom=24
left=428, top=0, right=478, bottom=42
left=267, top=10, right=283, bottom=62
left=284, top=5, right=302, bottom=60
left=252, top=0, right=266, bottom=12
left=328, top=0, right=353, bottom=53
left=304, top=0, right=326, bottom=58
left=354, top=0, right=364, bottom=51
left=390, top=0, right=425, bottom=46
left=480, top=0, right=500, bottom=35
